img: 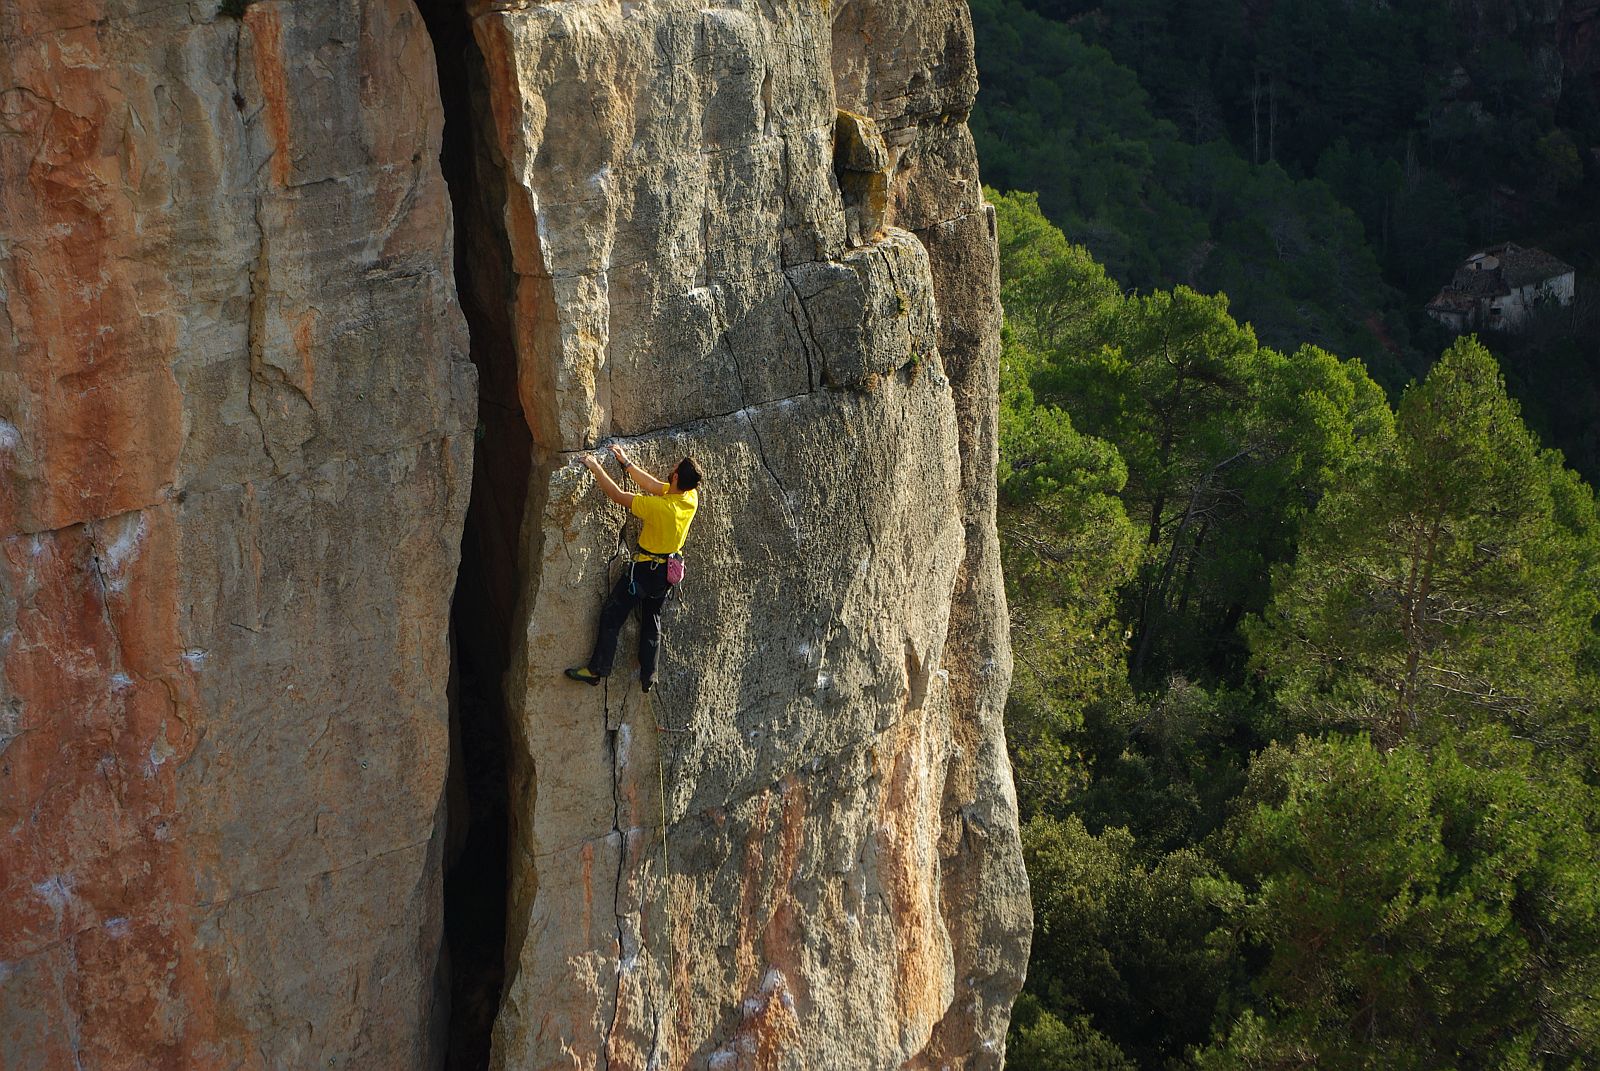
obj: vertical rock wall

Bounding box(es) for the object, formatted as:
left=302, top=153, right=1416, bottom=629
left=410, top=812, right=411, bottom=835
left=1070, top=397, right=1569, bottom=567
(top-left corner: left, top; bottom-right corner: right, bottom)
left=0, top=0, right=1026, bottom=1067
left=469, top=1, right=1029, bottom=1068
left=832, top=4, right=1031, bottom=1061
left=0, top=2, right=474, bottom=1067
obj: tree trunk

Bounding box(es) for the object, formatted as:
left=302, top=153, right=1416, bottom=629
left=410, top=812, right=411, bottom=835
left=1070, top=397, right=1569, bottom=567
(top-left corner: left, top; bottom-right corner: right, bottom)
left=1251, top=70, right=1262, bottom=165
left=1393, top=515, right=1442, bottom=745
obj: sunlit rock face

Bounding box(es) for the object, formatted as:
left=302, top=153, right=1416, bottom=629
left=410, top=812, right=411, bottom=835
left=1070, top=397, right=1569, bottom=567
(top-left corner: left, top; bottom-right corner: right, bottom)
left=0, top=0, right=1027, bottom=1067
left=0, top=3, right=473, bottom=1066
left=476, top=2, right=1026, bottom=1067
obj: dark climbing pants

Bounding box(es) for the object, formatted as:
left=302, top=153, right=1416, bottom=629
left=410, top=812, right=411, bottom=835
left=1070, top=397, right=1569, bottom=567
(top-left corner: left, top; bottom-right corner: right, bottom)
left=588, top=560, right=670, bottom=683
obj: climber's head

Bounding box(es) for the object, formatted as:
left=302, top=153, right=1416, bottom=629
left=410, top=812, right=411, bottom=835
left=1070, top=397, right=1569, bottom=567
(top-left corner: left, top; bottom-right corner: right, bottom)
left=670, top=457, right=702, bottom=493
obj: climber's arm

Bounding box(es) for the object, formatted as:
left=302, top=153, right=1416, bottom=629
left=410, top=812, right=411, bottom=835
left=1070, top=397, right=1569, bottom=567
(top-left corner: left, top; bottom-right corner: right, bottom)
left=609, top=443, right=669, bottom=494
left=581, top=453, right=635, bottom=508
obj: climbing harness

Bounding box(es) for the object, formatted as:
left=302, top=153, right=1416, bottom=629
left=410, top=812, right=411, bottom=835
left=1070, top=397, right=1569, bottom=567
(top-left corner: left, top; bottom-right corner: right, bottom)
left=628, top=552, right=685, bottom=596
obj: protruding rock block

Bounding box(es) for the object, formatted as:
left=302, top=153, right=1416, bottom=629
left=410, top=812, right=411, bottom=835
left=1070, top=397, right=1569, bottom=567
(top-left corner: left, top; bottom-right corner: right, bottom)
left=786, top=229, right=939, bottom=390
left=835, top=109, right=893, bottom=247
left=474, top=3, right=1025, bottom=1069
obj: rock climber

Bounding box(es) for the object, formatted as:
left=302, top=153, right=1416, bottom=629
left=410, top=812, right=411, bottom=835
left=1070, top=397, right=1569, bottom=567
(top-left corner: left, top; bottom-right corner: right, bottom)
left=566, top=444, right=701, bottom=693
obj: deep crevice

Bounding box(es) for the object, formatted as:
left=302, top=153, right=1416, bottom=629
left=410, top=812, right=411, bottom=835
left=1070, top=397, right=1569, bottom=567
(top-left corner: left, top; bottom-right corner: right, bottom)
left=418, top=2, right=529, bottom=1068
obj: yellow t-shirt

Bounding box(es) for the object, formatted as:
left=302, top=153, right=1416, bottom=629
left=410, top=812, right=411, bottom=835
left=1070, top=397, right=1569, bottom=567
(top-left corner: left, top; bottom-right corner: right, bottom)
left=630, top=488, right=698, bottom=557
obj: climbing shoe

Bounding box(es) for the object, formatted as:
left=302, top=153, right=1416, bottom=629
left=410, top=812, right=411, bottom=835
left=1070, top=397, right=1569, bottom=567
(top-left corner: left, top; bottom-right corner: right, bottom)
left=565, top=666, right=604, bottom=686
left=641, top=678, right=654, bottom=694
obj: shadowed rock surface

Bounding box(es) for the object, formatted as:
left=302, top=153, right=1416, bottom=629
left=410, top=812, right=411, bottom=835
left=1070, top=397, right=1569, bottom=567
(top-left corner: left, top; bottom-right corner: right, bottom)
left=0, top=1, right=1028, bottom=1068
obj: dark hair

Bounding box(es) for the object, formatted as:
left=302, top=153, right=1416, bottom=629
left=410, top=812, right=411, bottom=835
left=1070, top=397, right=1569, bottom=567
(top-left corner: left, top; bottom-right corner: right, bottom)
left=674, top=457, right=702, bottom=491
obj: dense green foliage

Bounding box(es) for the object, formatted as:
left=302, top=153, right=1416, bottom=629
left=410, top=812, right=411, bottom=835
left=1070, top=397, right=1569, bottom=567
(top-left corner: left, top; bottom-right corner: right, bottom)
left=997, top=194, right=1144, bottom=815
left=1249, top=337, right=1600, bottom=753
left=971, top=0, right=1400, bottom=377
left=972, top=0, right=1600, bottom=480
left=1022, top=814, right=1234, bottom=1066
left=1197, top=736, right=1600, bottom=1069
left=1017, top=0, right=1600, bottom=256
left=992, top=191, right=1600, bottom=1068
left=996, top=191, right=1394, bottom=690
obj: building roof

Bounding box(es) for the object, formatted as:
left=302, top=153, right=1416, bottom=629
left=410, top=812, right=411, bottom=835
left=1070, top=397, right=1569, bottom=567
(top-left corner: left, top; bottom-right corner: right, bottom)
left=1430, top=242, right=1574, bottom=309
left=1477, top=243, right=1575, bottom=287
left=1426, top=289, right=1476, bottom=314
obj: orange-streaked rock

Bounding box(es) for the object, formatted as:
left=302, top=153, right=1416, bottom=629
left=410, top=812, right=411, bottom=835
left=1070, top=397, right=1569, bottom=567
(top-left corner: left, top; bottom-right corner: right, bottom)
left=0, top=509, right=227, bottom=1068
left=2, top=0, right=1026, bottom=1066
left=1, top=1, right=473, bottom=1067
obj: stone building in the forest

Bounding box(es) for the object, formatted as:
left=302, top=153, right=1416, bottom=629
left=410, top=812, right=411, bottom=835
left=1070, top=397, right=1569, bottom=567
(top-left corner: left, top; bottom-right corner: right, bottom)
left=1427, top=242, right=1576, bottom=332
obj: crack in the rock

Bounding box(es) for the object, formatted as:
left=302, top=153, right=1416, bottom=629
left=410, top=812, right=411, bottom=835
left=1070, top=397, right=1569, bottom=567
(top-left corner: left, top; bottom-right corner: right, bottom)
left=81, top=519, right=129, bottom=666
left=232, top=20, right=280, bottom=475
left=776, top=129, right=798, bottom=267
left=566, top=383, right=819, bottom=448
left=698, top=188, right=712, bottom=289
left=780, top=271, right=821, bottom=391
left=79, top=515, right=198, bottom=764
left=0, top=0, right=193, bottom=47
left=88, top=430, right=464, bottom=528
left=878, top=241, right=907, bottom=300
left=725, top=336, right=802, bottom=552
left=645, top=940, right=665, bottom=1071
left=416, top=4, right=530, bottom=1062
left=598, top=517, right=630, bottom=1071
left=602, top=718, right=628, bottom=1071
left=909, top=204, right=993, bottom=238
left=642, top=693, right=670, bottom=1071
left=526, top=821, right=652, bottom=864
left=189, top=835, right=433, bottom=913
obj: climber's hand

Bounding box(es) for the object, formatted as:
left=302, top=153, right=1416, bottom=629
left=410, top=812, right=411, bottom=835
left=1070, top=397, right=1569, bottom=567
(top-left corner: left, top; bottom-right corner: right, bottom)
left=608, top=443, right=630, bottom=468
left=580, top=451, right=634, bottom=507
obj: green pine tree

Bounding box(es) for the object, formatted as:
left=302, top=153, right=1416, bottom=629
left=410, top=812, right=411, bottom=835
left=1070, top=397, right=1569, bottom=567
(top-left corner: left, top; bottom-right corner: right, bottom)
left=1197, top=734, right=1600, bottom=1069
left=1248, top=336, right=1600, bottom=752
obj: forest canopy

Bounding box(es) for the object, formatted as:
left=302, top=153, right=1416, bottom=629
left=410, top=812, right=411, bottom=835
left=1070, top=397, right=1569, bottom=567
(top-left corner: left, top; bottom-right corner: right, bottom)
left=972, top=0, right=1600, bottom=481
left=990, top=187, right=1600, bottom=1069
left=976, top=6, right=1600, bottom=1063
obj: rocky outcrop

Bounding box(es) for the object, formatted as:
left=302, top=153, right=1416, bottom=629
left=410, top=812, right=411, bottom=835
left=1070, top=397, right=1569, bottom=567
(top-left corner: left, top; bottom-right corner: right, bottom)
left=0, top=0, right=1027, bottom=1067
left=1444, top=0, right=1600, bottom=102
left=0, top=3, right=473, bottom=1066
left=1561, top=0, right=1600, bottom=95
left=470, top=2, right=1027, bottom=1066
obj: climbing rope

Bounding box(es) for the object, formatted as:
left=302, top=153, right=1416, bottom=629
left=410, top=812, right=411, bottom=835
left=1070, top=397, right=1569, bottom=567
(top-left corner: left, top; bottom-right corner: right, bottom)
left=598, top=445, right=681, bottom=1060
left=645, top=691, right=677, bottom=1063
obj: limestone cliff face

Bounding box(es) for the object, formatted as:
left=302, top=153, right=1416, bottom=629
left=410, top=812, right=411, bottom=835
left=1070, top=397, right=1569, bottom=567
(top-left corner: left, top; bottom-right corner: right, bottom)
left=0, top=0, right=1028, bottom=1067
left=1, top=2, right=473, bottom=1066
